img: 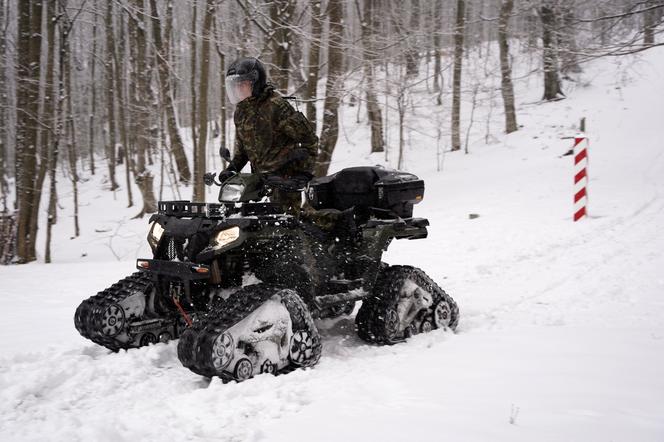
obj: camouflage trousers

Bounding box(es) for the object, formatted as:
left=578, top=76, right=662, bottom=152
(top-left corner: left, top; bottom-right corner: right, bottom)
left=272, top=189, right=351, bottom=232
left=271, top=189, right=304, bottom=215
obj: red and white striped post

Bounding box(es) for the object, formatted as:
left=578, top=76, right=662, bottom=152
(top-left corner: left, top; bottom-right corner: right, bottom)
left=573, top=136, right=589, bottom=221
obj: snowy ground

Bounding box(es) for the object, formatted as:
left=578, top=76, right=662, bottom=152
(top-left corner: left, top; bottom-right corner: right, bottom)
left=2, top=48, right=664, bottom=441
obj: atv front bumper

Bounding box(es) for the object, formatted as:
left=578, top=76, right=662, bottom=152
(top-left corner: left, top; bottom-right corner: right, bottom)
left=136, top=259, right=211, bottom=280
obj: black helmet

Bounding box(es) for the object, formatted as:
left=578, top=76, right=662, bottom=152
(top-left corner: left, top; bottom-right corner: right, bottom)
left=226, top=57, right=267, bottom=99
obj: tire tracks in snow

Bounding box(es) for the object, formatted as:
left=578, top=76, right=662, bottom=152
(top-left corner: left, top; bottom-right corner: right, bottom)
left=461, top=149, right=664, bottom=332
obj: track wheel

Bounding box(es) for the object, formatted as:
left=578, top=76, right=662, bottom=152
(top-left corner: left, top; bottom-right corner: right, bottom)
left=101, top=304, right=125, bottom=337
left=356, top=265, right=459, bottom=344
left=289, top=331, right=314, bottom=366
left=177, top=284, right=322, bottom=381
left=234, top=358, right=254, bottom=381
left=433, top=300, right=454, bottom=329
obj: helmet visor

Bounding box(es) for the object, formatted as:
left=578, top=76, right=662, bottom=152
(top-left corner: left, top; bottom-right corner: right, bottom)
left=225, top=74, right=254, bottom=104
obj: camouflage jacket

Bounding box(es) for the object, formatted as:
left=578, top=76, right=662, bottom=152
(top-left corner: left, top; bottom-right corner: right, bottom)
left=229, top=85, right=318, bottom=178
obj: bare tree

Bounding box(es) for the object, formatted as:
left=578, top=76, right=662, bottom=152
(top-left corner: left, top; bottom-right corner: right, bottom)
left=540, top=1, right=563, bottom=100
left=0, top=0, right=8, bottom=213
left=104, top=0, right=120, bottom=191
left=190, top=0, right=199, bottom=173
left=315, top=0, right=343, bottom=177
left=498, top=0, right=517, bottom=134
left=150, top=0, right=191, bottom=184
left=193, top=0, right=215, bottom=202
left=432, top=0, right=443, bottom=102
left=304, top=0, right=323, bottom=133
left=451, top=0, right=465, bottom=151
left=559, top=0, right=581, bottom=76
left=3, top=0, right=663, bottom=263
left=15, top=0, right=43, bottom=262
left=643, top=0, right=657, bottom=45
left=357, top=0, right=384, bottom=153
left=129, top=0, right=157, bottom=217
left=88, top=0, right=98, bottom=176
left=213, top=12, right=227, bottom=157
left=269, top=0, right=296, bottom=92
left=405, top=0, right=421, bottom=76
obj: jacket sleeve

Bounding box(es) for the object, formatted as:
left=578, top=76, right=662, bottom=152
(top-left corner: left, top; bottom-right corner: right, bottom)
left=275, top=103, right=319, bottom=175
left=229, top=131, right=249, bottom=172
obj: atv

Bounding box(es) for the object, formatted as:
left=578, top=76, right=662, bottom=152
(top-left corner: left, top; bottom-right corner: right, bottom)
left=74, top=163, right=459, bottom=382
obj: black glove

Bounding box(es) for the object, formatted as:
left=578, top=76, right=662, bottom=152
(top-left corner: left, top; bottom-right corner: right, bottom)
left=290, top=173, right=313, bottom=188
left=265, top=174, right=311, bottom=191
left=204, top=172, right=216, bottom=186
left=286, top=148, right=310, bottom=163
left=218, top=168, right=236, bottom=183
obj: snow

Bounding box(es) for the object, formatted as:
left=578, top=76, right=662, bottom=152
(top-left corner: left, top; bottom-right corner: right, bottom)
left=2, top=47, right=664, bottom=441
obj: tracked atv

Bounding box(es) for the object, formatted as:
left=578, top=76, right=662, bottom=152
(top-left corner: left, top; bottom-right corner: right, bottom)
left=75, top=164, right=459, bottom=382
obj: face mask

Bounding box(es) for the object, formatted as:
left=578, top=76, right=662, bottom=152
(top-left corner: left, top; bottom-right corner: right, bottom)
left=226, top=75, right=252, bottom=104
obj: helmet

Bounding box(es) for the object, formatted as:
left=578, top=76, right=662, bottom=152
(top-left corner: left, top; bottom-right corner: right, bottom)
left=225, top=57, right=267, bottom=104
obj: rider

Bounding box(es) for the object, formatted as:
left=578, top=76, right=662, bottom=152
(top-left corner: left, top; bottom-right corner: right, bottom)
left=219, top=57, right=318, bottom=213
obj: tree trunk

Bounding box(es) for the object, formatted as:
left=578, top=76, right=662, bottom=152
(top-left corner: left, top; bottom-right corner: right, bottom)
left=559, top=0, right=581, bottom=76
left=46, top=0, right=74, bottom=261
left=115, top=15, right=133, bottom=208
left=213, top=15, right=227, bottom=159
left=0, top=0, right=6, bottom=212
left=499, top=0, right=518, bottom=134
left=541, top=2, right=563, bottom=100
left=397, top=89, right=405, bottom=169
left=190, top=0, right=198, bottom=169
left=433, top=0, right=442, bottom=99
left=304, top=0, right=323, bottom=133
left=643, top=0, right=656, bottom=45
left=451, top=0, right=465, bottom=152
left=130, top=0, right=157, bottom=217
left=193, top=0, right=215, bottom=202
left=15, top=0, right=43, bottom=263
left=67, top=72, right=80, bottom=237
left=104, top=0, right=119, bottom=191
left=88, top=0, right=98, bottom=176
left=150, top=0, right=191, bottom=184
left=270, top=0, right=295, bottom=93
left=405, top=0, right=420, bottom=76
left=29, top=0, right=57, bottom=251
left=359, top=0, right=384, bottom=153
left=65, top=9, right=81, bottom=236
left=314, top=0, right=343, bottom=177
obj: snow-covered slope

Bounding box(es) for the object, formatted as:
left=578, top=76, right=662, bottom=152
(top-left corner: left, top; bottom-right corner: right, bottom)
left=1, top=48, right=664, bottom=441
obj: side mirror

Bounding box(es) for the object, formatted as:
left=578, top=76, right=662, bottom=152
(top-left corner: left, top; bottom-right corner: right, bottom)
left=220, top=147, right=232, bottom=162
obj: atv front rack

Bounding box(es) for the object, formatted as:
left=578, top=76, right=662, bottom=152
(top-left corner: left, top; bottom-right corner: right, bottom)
left=158, top=200, right=286, bottom=219
left=158, top=201, right=226, bottom=218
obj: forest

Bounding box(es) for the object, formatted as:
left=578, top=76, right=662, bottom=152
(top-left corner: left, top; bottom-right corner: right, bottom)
left=0, top=0, right=662, bottom=264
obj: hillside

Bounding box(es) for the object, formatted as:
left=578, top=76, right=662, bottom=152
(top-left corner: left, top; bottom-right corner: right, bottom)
left=1, top=47, right=663, bottom=441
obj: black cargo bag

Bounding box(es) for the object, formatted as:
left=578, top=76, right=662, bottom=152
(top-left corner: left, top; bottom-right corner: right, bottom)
left=307, top=166, right=424, bottom=218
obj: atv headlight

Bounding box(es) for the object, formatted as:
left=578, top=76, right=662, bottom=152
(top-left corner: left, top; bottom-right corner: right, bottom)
left=148, top=221, right=165, bottom=250
left=213, top=226, right=240, bottom=249
left=220, top=183, right=245, bottom=202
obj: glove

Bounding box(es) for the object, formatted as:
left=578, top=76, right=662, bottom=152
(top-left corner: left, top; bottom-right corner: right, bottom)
left=203, top=172, right=216, bottom=186
left=218, top=168, right=236, bottom=183
left=265, top=175, right=298, bottom=191
left=265, top=174, right=311, bottom=191
left=290, top=173, right=313, bottom=188
left=265, top=175, right=289, bottom=188
left=285, top=148, right=310, bottom=163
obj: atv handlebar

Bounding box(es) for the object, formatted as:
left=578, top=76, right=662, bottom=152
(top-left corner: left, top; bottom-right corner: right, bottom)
left=204, top=171, right=238, bottom=187
left=203, top=171, right=305, bottom=192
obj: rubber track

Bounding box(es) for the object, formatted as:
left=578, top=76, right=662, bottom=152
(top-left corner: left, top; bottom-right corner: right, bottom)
left=177, top=284, right=321, bottom=380
left=74, top=272, right=154, bottom=351
left=355, top=265, right=459, bottom=344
